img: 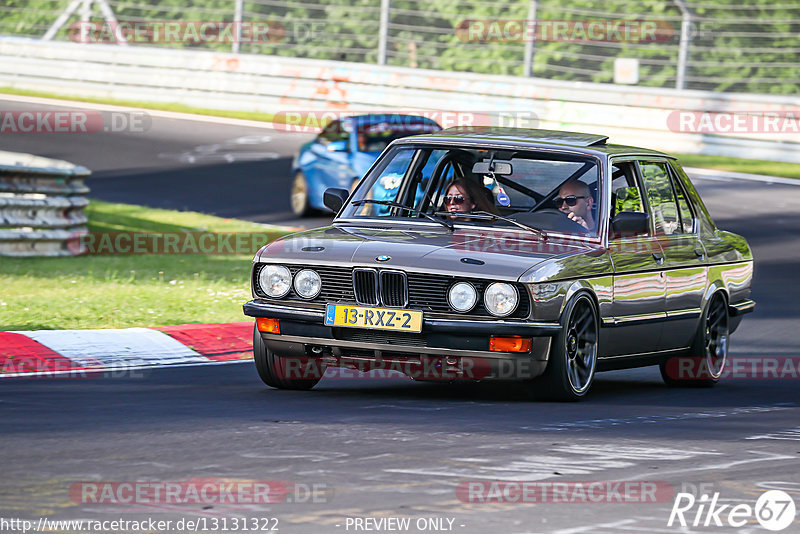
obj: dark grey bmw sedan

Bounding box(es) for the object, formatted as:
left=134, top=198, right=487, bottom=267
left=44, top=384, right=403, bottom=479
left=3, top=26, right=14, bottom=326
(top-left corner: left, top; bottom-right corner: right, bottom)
left=244, top=128, right=754, bottom=400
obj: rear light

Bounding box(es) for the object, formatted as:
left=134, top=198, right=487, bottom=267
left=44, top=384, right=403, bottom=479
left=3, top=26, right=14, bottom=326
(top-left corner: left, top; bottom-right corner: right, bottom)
left=256, top=318, right=280, bottom=334
left=489, top=336, right=532, bottom=353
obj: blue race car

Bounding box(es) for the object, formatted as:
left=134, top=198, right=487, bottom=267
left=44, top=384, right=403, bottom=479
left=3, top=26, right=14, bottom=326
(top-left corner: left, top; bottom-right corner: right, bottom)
left=290, top=114, right=441, bottom=216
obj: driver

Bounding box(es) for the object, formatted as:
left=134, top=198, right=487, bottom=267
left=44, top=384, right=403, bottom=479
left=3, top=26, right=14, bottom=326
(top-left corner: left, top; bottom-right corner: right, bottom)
left=556, top=179, right=595, bottom=230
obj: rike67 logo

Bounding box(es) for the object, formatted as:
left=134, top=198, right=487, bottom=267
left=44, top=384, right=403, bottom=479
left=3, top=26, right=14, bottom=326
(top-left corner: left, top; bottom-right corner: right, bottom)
left=668, top=490, right=796, bottom=531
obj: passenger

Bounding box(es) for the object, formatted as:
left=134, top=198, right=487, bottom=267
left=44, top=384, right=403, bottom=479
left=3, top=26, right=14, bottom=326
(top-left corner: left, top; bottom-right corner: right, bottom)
left=441, top=177, right=495, bottom=217
left=556, top=180, right=595, bottom=230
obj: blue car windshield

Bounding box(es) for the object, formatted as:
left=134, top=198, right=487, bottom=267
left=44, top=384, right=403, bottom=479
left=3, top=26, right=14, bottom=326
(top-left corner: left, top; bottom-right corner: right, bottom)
left=356, top=121, right=439, bottom=153
left=340, top=145, right=601, bottom=238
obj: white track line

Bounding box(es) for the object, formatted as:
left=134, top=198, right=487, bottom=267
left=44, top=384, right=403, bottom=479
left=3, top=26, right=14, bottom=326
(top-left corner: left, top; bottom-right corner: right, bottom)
left=18, top=328, right=207, bottom=368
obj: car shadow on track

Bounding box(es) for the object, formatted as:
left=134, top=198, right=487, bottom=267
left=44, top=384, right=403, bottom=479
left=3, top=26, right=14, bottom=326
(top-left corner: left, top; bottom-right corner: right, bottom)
left=271, top=365, right=797, bottom=409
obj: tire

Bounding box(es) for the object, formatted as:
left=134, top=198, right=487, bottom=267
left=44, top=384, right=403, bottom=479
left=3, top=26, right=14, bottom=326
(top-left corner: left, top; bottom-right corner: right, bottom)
left=253, top=326, right=321, bottom=390
left=290, top=171, right=311, bottom=217
left=660, top=292, right=728, bottom=387
left=532, top=293, right=598, bottom=401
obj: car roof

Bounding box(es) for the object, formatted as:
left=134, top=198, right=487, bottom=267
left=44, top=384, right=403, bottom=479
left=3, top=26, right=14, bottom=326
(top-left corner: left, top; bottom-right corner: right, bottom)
left=393, top=127, right=674, bottom=158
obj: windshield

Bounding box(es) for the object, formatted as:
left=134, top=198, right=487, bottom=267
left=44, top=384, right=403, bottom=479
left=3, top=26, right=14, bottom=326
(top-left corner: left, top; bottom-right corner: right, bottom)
left=355, top=121, right=440, bottom=153
left=340, top=144, right=601, bottom=238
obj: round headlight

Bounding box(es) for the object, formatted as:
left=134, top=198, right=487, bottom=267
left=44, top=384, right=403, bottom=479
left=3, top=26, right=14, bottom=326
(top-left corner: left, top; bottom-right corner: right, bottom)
left=259, top=265, right=291, bottom=298
left=293, top=269, right=322, bottom=299
left=448, top=282, right=478, bottom=313
left=484, top=283, right=519, bottom=317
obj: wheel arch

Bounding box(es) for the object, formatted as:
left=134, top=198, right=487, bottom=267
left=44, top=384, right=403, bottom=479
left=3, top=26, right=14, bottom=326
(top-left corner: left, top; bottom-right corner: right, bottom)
left=702, top=280, right=730, bottom=314
left=561, top=280, right=601, bottom=319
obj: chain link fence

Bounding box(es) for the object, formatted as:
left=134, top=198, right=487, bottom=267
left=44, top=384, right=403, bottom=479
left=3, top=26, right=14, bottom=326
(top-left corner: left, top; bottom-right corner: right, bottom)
left=1, top=0, right=798, bottom=95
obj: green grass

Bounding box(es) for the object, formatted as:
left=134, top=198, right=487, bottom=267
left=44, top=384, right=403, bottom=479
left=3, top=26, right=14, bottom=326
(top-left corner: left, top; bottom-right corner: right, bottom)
left=0, top=86, right=279, bottom=124
left=84, top=200, right=286, bottom=234
left=676, top=154, right=800, bottom=180
left=0, top=200, right=291, bottom=331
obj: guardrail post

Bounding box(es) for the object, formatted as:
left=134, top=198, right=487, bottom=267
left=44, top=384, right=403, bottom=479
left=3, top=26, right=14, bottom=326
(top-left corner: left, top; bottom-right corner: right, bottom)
left=377, top=0, right=390, bottom=65
left=522, top=0, right=538, bottom=77
left=674, top=0, right=692, bottom=90
left=233, top=0, right=244, bottom=54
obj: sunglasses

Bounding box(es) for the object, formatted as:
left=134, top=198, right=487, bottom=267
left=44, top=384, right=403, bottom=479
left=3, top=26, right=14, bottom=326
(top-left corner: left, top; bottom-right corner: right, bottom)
left=554, top=195, right=587, bottom=207
left=444, top=194, right=467, bottom=205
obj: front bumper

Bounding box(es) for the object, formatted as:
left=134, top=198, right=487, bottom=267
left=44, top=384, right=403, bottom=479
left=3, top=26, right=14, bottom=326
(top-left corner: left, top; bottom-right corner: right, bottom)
left=243, top=299, right=561, bottom=380
left=243, top=300, right=561, bottom=337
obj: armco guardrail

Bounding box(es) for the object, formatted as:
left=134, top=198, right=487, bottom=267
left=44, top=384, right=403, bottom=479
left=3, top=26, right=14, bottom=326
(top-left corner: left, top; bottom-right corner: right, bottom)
left=1, top=38, right=799, bottom=162
left=0, top=150, right=90, bottom=257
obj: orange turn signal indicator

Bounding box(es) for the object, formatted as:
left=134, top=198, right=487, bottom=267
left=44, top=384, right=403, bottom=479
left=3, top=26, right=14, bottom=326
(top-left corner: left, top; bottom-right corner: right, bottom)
left=256, top=317, right=280, bottom=334
left=489, top=336, right=532, bottom=353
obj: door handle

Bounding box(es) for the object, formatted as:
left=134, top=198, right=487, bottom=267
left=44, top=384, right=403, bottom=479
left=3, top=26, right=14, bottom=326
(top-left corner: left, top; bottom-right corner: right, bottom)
left=694, top=248, right=705, bottom=258
left=652, top=252, right=664, bottom=265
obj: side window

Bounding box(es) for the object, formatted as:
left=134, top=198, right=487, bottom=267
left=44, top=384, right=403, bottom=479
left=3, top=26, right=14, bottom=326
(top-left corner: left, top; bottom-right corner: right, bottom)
left=639, top=161, right=680, bottom=236
left=671, top=172, right=695, bottom=233
left=610, top=162, right=644, bottom=216
left=415, top=150, right=452, bottom=211
left=318, top=120, right=349, bottom=147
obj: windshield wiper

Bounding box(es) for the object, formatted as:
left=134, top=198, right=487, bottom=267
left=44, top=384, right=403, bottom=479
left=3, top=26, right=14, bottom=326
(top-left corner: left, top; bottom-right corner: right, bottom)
left=352, top=199, right=454, bottom=231
left=434, top=210, right=548, bottom=240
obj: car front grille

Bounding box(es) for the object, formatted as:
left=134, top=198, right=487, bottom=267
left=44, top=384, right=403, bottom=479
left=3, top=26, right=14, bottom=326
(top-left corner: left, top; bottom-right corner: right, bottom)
left=353, top=269, right=379, bottom=305
left=253, top=264, right=530, bottom=319
left=380, top=271, right=407, bottom=307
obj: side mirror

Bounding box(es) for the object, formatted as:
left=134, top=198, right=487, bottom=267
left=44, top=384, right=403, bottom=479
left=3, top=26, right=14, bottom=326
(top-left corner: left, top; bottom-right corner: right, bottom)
left=323, top=188, right=349, bottom=213
left=326, top=140, right=348, bottom=152
left=610, top=211, right=650, bottom=237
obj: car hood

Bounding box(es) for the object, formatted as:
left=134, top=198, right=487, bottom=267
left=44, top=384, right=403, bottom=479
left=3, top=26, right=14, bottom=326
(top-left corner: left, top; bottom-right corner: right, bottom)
left=257, top=224, right=596, bottom=281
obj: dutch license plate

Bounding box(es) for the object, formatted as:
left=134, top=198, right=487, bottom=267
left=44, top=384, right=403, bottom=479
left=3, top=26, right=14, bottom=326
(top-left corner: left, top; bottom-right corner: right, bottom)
left=325, top=304, right=423, bottom=333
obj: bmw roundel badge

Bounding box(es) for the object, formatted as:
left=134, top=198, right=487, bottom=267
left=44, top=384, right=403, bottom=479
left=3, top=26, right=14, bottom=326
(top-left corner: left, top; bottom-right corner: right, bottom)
left=376, top=255, right=391, bottom=262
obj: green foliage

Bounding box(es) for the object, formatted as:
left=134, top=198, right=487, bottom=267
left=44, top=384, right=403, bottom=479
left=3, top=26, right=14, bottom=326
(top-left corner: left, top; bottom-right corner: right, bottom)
left=2, top=0, right=798, bottom=94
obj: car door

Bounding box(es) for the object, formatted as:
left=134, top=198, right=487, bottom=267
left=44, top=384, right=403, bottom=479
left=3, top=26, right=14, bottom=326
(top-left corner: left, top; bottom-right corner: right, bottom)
left=638, top=160, right=708, bottom=351
left=602, top=160, right=666, bottom=357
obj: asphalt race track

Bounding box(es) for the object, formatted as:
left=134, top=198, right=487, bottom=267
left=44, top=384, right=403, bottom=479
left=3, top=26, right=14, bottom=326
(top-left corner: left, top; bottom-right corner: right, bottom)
left=1, top=96, right=799, bottom=533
